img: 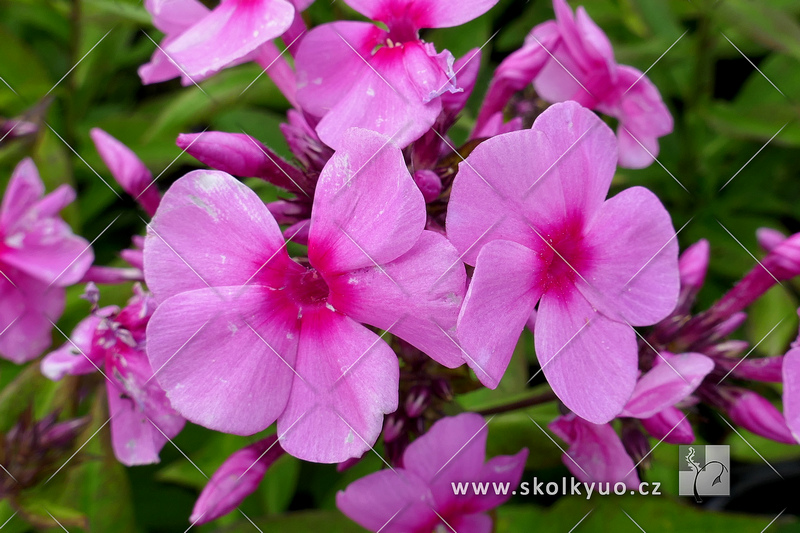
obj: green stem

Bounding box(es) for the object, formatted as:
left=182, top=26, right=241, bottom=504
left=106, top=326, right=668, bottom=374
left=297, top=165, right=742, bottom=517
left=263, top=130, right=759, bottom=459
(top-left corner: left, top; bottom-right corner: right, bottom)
left=475, top=389, right=559, bottom=416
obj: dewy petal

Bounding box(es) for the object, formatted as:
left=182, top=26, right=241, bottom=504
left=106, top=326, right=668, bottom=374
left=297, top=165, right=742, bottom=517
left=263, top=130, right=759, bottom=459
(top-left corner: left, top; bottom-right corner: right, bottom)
left=144, top=170, right=287, bottom=303
left=163, top=0, right=295, bottom=79
left=457, top=240, right=546, bottom=388
left=277, top=306, right=399, bottom=463
left=620, top=352, right=713, bottom=419
left=296, top=22, right=378, bottom=119
left=0, top=272, right=65, bottom=364
left=336, top=469, right=435, bottom=533
left=146, top=285, right=300, bottom=435
left=41, top=312, right=105, bottom=380
left=145, top=0, right=209, bottom=35
left=309, top=128, right=425, bottom=274
left=403, top=413, right=487, bottom=484
left=549, top=414, right=639, bottom=489
left=578, top=186, right=679, bottom=326
left=783, top=347, right=800, bottom=442
left=1, top=158, right=44, bottom=229
left=312, top=44, right=443, bottom=150
left=344, top=0, right=499, bottom=29
left=327, top=231, right=467, bottom=369
left=448, top=102, right=616, bottom=265
left=107, top=346, right=186, bottom=466
left=90, top=128, right=160, bottom=216
left=535, top=287, right=638, bottom=424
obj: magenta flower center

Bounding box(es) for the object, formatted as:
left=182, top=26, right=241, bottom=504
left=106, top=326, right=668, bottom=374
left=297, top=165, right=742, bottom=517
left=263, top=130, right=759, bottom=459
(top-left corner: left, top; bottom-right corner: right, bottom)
left=286, top=267, right=331, bottom=307
left=538, top=219, right=592, bottom=292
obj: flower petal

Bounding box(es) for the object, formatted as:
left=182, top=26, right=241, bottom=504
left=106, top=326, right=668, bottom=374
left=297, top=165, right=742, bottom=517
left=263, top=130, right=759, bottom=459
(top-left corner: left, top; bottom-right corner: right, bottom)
left=1, top=158, right=44, bottom=229
left=277, top=307, right=399, bottom=463
left=41, top=312, right=105, bottom=379
left=578, top=186, right=679, bottom=326
left=640, top=407, right=694, bottom=444
left=536, top=287, right=638, bottom=423
left=345, top=0, right=499, bottom=29
left=144, top=170, right=287, bottom=303
left=146, top=285, right=299, bottom=435
left=309, top=128, right=425, bottom=274
left=460, top=449, right=527, bottom=514
left=327, top=230, right=467, bottom=368
left=621, top=352, right=713, bottom=419
left=457, top=240, right=545, bottom=388
left=163, top=0, right=295, bottom=79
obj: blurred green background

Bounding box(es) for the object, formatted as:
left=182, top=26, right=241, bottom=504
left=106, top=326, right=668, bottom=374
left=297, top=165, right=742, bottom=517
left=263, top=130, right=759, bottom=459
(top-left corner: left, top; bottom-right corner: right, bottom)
left=1, top=0, right=800, bottom=531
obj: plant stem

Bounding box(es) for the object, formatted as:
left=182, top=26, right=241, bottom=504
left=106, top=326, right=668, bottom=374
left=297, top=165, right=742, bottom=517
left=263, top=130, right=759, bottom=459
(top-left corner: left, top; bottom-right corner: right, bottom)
left=475, top=389, right=558, bottom=415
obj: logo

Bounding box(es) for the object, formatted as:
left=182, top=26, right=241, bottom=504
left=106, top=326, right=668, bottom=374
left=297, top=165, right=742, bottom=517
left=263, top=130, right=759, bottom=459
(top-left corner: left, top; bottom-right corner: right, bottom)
left=678, top=445, right=730, bottom=502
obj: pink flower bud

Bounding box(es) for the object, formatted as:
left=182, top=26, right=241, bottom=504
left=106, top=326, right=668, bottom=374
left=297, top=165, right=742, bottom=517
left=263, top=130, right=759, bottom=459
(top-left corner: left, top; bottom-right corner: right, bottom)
left=756, top=227, right=787, bottom=252
left=190, top=435, right=284, bottom=525
left=710, top=312, right=747, bottom=340
left=728, top=390, right=796, bottom=444
left=679, top=239, right=710, bottom=291
left=763, top=232, right=800, bottom=279
left=413, top=169, right=442, bottom=203
left=382, top=414, right=405, bottom=443
left=704, top=340, right=749, bottom=359
left=404, top=386, right=430, bottom=418
left=640, top=407, right=694, bottom=444
left=717, top=356, right=783, bottom=383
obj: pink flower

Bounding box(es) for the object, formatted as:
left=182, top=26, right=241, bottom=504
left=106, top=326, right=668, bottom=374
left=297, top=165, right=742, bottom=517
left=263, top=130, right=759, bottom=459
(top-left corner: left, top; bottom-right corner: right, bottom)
left=782, top=321, right=800, bottom=442
left=477, top=0, right=673, bottom=168
left=337, top=413, right=526, bottom=533
left=144, top=128, right=467, bottom=463
left=0, top=159, right=93, bottom=363
left=191, top=435, right=284, bottom=524
left=295, top=0, right=498, bottom=149
left=728, top=390, right=796, bottom=444
left=550, top=414, right=640, bottom=489
left=447, top=102, right=679, bottom=423
left=41, top=285, right=185, bottom=465
left=140, top=0, right=308, bottom=99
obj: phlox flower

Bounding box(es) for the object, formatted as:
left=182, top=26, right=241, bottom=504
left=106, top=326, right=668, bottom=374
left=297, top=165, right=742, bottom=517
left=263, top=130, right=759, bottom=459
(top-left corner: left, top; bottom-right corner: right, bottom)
left=337, top=413, right=526, bottom=533
left=551, top=351, right=712, bottom=487
left=476, top=0, right=673, bottom=169
left=782, top=315, right=800, bottom=442
left=295, top=0, right=498, bottom=149
left=41, top=285, right=185, bottom=466
left=0, top=159, right=93, bottom=363
left=447, top=101, right=679, bottom=423
left=144, top=128, right=467, bottom=463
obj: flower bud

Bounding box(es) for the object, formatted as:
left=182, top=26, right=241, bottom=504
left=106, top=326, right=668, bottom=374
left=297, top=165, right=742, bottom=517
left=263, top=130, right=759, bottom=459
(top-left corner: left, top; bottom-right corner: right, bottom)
left=640, top=407, right=694, bottom=444
left=728, top=390, right=796, bottom=444
left=383, top=414, right=405, bottom=443
left=190, top=435, right=284, bottom=525
left=757, top=228, right=787, bottom=252
left=704, top=340, right=749, bottom=359
left=404, top=386, right=430, bottom=418
left=763, top=232, right=800, bottom=279
left=709, top=312, right=747, bottom=340
left=679, top=239, right=710, bottom=291
left=413, top=170, right=443, bottom=203
left=717, top=356, right=783, bottom=383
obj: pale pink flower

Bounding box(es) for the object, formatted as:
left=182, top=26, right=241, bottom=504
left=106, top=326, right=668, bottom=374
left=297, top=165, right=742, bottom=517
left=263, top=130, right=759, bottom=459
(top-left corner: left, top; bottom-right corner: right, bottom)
left=144, top=128, right=467, bottom=463
left=477, top=0, right=673, bottom=168
left=337, top=413, right=526, bottom=533
left=0, top=159, right=93, bottom=363
left=295, top=0, right=498, bottom=149
left=447, top=102, right=679, bottom=423
left=41, top=285, right=185, bottom=465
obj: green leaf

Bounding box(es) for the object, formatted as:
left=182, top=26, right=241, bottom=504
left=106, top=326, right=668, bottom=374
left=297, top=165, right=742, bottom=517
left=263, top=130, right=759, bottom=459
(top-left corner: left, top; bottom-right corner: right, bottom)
left=715, top=0, right=800, bottom=61
left=746, top=285, right=798, bottom=355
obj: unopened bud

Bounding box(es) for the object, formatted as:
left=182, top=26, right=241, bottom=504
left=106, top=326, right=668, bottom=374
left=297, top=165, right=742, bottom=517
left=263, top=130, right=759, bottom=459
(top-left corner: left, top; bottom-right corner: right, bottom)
left=728, top=390, right=796, bottom=444
left=382, top=414, right=405, bottom=443
left=404, top=386, right=431, bottom=418
left=757, top=228, right=787, bottom=252
left=640, top=407, right=694, bottom=444
left=413, top=170, right=443, bottom=203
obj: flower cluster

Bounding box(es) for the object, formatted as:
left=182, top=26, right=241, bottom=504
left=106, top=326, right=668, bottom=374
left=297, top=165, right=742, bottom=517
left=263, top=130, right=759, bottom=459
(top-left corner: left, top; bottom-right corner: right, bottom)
left=2, top=0, right=799, bottom=530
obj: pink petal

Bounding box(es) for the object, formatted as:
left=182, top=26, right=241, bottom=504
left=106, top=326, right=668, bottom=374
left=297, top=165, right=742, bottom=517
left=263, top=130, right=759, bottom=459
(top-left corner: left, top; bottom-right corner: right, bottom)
left=144, top=170, right=287, bottom=303
left=641, top=407, right=694, bottom=444
left=312, top=44, right=443, bottom=149
left=296, top=22, right=378, bottom=119
left=163, top=0, right=295, bottom=79
left=146, top=285, right=299, bottom=435
left=41, top=312, right=105, bottom=379
left=138, top=45, right=184, bottom=85
left=578, top=186, right=679, bottom=326
left=277, top=307, right=399, bottom=463
left=345, top=0, right=499, bottom=29
left=621, top=352, right=713, bottom=419
left=441, top=48, right=481, bottom=119
left=448, top=102, right=616, bottom=265
left=616, top=122, right=660, bottom=170
left=536, top=287, right=638, bottom=424
left=0, top=272, right=65, bottom=364
left=449, top=514, right=493, bottom=533
left=403, top=42, right=457, bottom=103
left=90, top=129, right=160, bottom=216
left=457, top=240, right=546, bottom=388
left=460, top=449, right=527, bottom=514
left=403, top=413, right=487, bottom=484
left=327, top=231, right=467, bottom=369
left=144, top=0, right=209, bottom=35
left=308, top=128, right=425, bottom=274
left=784, top=347, right=800, bottom=441
left=1, top=158, right=44, bottom=229
left=107, top=346, right=186, bottom=466
left=337, top=469, right=435, bottom=533
left=550, top=414, right=639, bottom=489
